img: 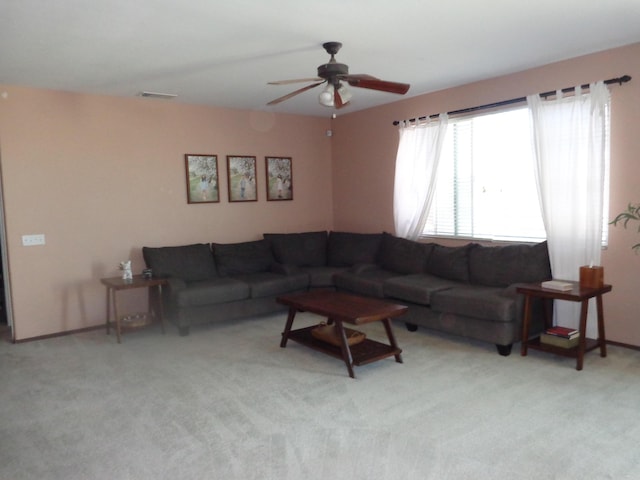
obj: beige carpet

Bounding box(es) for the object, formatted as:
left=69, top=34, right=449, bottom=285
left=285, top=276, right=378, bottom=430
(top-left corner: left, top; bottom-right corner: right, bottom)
left=1, top=312, right=639, bottom=480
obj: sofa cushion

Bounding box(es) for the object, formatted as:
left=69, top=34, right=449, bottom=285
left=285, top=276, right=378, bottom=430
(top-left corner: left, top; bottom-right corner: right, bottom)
left=142, top=243, right=217, bottom=282
left=469, top=241, right=551, bottom=287
left=212, top=239, right=275, bottom=276
left=263, top=231, right=328, bottom=267
left=333, top=267, right=402, bottom=298
left=327, top=231, right=383, bottom=267
left=231, top=272, right=309, bottom=298
left=377, top=233, right=434, bottom=274
left=174, top=278, right=250, bottom=307
left=430, top=285, right=517, bottom=323
left=383, top=274, right=459, bottom=306
left=298, top=266, right=348, bottom=288
left=424, top=243, right=475, bottom=283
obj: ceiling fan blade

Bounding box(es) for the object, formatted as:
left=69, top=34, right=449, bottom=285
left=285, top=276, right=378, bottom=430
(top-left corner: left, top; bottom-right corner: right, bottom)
left=266, top=81, right=325, bottom=106
left=344, top=75, right=410, bottom=95
left=268, top=78, right=322, bottom=85
left=341, top=74, right=379, bottom=81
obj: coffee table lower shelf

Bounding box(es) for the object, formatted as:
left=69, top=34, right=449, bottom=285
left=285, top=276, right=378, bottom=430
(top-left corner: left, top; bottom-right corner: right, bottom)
left=286, top=326, right=402, bottom=366
left=526, top=336, right=601, bottom=358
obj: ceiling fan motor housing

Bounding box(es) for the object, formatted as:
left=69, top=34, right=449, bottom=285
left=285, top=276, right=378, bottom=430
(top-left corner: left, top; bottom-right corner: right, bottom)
left=317, top=62, right=348, bottom=84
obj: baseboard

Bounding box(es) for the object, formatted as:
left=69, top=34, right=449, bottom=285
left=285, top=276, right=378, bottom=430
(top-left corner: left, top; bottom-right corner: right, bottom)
left=12, top=325, right=103, bottom=344
left=606, top=340, right=640, bottom=351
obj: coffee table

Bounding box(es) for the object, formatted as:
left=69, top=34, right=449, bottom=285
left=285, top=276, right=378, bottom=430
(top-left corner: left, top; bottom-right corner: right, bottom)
left=277, top=290, right=407, bottom=378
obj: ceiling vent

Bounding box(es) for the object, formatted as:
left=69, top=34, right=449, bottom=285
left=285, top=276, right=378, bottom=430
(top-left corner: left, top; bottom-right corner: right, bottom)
left=137, top=91, right=178, bottom=99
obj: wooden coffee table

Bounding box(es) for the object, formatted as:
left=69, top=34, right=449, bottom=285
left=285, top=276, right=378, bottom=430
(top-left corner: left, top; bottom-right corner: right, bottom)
left=277, top=290, right=407, bottom=378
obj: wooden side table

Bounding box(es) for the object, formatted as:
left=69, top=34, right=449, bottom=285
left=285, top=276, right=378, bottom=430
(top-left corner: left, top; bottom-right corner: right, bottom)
left=101, top=275, right=168, bottom=343
left=517, top=281, right=612, bottom=370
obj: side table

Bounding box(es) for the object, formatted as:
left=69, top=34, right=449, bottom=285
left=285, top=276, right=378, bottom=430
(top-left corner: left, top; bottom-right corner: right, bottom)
left=517, top=281, right=612, bottom=370
left=100, top=275, right=168, bottom=343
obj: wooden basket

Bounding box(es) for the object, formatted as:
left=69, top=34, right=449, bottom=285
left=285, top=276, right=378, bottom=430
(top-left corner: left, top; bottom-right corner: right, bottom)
left=311, top=323, right=366, bottom=347
left=119, top=312, right=150, bottom=328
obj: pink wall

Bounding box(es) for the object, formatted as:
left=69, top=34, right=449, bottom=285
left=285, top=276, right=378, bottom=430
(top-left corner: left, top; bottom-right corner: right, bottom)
left=332, top=42, right=640, bottom=346
left=0, top=88, right=332, bottom=340
left=2, top=42, right=639, bottom=345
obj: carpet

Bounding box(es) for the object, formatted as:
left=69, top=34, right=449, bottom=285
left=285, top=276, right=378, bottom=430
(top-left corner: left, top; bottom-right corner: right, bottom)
left=1, top=312, right=639, bottom=480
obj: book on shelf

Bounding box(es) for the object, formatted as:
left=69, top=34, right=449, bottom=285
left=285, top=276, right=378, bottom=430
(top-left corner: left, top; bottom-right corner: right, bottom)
left=545, top=326, right=579, bottom=339
left=541, top=280, right=574, bottom=291
left=540, top=333, right=580, bottom=349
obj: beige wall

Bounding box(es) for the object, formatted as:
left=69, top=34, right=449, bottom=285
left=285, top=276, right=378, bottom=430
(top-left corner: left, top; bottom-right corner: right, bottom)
left=332, top=42, right=640, bottom=346
left=0, top=88, right=332, bottom=339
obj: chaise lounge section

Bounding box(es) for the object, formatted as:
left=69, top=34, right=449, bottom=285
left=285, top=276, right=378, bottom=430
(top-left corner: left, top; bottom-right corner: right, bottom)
left=342, top=234, right=551, bottom=355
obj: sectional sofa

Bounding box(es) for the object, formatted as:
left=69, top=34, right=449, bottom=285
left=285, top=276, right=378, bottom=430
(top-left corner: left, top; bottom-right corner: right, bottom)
left=143, top=231, right=551, bottom=355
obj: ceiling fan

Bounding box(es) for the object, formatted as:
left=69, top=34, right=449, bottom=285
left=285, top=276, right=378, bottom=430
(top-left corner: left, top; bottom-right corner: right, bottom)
left=267, top=42, right=410, bottom=109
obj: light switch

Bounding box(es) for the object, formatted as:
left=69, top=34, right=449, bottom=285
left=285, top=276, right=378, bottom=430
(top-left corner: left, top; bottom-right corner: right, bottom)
left=22, top=234, right=46, bottom=246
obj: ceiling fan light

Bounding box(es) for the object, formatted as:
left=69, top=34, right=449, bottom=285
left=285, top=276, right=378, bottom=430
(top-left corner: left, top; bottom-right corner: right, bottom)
left=337, top=84, right=352, bottom=103
left=318, top=84, right=335, bottom=107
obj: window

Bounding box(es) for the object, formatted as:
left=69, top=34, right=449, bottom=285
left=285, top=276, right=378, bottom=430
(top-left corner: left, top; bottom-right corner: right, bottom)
left=423, top=106, right=610, bottom=243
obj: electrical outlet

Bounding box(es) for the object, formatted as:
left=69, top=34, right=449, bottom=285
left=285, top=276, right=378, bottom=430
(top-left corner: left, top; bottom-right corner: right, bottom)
left=22, top=234, right=46, bottom=246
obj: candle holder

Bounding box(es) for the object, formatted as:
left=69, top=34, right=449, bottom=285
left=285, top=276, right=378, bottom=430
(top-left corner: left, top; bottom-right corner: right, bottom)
left=579, top=265, right=604, bottom=288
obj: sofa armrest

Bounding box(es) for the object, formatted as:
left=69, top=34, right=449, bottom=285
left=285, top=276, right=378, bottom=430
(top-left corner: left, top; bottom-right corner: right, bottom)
left=164, top=277, right=187, bottom=292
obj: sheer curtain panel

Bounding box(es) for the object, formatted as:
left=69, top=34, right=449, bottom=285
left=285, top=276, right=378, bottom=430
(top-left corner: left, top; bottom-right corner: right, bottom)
left=393, top=114, right=448, bottom=240
left=527, top=82, right=610, bottom=336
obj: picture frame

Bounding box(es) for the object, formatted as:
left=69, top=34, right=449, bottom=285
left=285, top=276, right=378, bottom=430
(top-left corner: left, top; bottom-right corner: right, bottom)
left=185, top=154, right=219, bottom=204
left=266, top=156, right=293, bottom=201
left=227, top=156, right=257, bottom=202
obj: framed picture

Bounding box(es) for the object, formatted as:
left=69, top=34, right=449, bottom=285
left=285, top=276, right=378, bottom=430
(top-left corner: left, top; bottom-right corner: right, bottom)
left=266, top=156, right=293, bottom=201
left=185, top=154, right=219, bottom=204
left=227, top=156, right=257, bottom=202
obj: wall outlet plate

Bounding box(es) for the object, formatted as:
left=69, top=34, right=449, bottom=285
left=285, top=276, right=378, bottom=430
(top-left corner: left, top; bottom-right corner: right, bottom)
left=22, top=234, right=46, bottom=246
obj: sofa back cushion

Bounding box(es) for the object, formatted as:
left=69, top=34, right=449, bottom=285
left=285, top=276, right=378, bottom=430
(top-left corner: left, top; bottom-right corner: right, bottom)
left=469, top=241, right=552, bottom=287
left=212, top=239, right=275, bottom=276
left=378, top=232, right=434, bottom=274
left=424, top=243, right=475, bottom=283
left=263, top=231, right=327, bottom=267
left=142, top=243, right=217, bottom=282
left=327, top=231, right=383, bottom=267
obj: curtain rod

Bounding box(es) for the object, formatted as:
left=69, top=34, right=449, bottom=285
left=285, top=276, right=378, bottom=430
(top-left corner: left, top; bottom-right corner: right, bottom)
left=392, top=74, right=632, bottom=126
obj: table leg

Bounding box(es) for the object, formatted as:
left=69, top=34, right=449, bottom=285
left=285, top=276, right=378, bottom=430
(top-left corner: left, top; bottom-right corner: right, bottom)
left=334, top=318, right=355, bottom=378
left=112, top=289, right=122, bottom=344
left=543, top=298, right=553, bottom=329
left=520, top=294, right=532, bottom=356
left=382, top=318, right=403, bottom=363
left=280, top=307, right=297, bottom=348
left=596, top=294, right=607, bottom=358
left=576, top=299, right=589, bottom=371
left=105, top=287, right=111, bottom=335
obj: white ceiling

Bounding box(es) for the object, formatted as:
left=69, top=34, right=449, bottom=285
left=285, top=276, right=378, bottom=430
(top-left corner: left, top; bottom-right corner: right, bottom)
left=1, top=0, right=639, bottom=117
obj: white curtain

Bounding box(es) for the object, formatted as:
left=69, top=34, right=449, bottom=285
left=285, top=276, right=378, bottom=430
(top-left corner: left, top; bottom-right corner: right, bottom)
left=527, top=82, right=610, bottom=336
left=393, top=114, right=448, bottom=240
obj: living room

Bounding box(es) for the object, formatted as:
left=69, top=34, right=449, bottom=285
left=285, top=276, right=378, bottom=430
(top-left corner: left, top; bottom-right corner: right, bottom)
left=0, top=40, right=638, bottom=345
left=2, top=3, right=640, bottom=479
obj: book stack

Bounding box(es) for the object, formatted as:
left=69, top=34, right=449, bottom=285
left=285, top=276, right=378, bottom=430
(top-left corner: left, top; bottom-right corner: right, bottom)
left=541, top=280, right=574, bottom=291
left=540, top=326, right=580, bottom=348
